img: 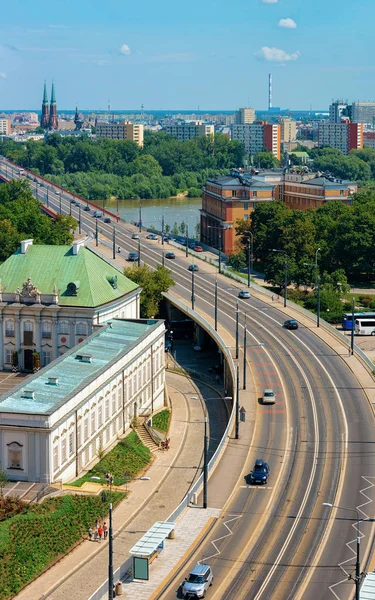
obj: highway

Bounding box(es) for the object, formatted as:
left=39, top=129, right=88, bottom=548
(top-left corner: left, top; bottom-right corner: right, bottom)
left=2, top=160, right=375, bottom=599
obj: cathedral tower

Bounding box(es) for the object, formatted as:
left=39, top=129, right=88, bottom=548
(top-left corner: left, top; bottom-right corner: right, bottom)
left=40, top=82, right=49, bottom=128
left=48, top=81, right=58, bottom=130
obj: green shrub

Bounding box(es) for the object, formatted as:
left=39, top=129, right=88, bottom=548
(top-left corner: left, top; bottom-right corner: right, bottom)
left=152, top=410, right=171, bottom=434
left=359, top=295, right=372, bottom=307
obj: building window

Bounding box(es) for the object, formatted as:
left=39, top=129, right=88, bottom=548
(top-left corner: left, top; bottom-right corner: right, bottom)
left=7, top=441, right=23, bottom=469
left=5, top=321, right=15, bottom=337
left=98, top=404, right=103, bottom=427
left=77, top=424, right=81, bottom=447
left=59, top=321, right=69, bottom=334
left=244, top=214, right=249, bottom=220
left=243, top=202, right=248, bottom=210
left=76, top=322, right=87, bottom=335
left=69, top=432, right=74, bottom=456
left=53, top=444, right=59, bottom=472
left=61, top=437, right=67, bottom=463
left=24, top=321, right=33, bottom=332
left=91, top=411, right=96, bottom=434
left=105, top=397, right=109, bottom=421
left=117, top=388, right=122, bottom=410
left=5, top=349, right=12, bottom=364
left=112, top=393, right=116, bottom=415
left=41, top=351, right=51, bottom=367
left=340, top=190, right=344, bottom=196
left=42, top=322, right=52, bottom=339
left=253, top=191, right=257, bottom=197
left=232, top=190, right=237, bottom=197
left=84, top=418, right=89, bottom=441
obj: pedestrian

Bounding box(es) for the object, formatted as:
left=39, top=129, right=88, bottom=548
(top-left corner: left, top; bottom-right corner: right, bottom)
left=94, top=530, right=98, bottom=542
left=88, top=527, right=93, bottom=541
left=271, top=295, right=274, bottom=302
left=98, top=525, right=103, bottom=542
left=103, top=522, right=108, bottom=539
left=348, top=346, right=352, bottom=356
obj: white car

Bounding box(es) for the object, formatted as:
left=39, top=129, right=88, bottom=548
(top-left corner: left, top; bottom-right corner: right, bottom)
left=238, top=290, right=250, bottom=299
left=182, top=563, right=213, bottom=598
left=262, top=388, right=275, bottom=405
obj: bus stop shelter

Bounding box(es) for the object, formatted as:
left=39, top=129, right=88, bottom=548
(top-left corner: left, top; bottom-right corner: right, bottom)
left=129, top=521, right=176, bottom=580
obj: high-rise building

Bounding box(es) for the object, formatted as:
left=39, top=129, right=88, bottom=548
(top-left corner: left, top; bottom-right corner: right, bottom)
left=318, top=121, right=363, bottom=155
left=231, top=122, right=281, bottom=160
left=0, top=118, right=11, bottom=135
left=96, top=121, right=144, bottom=146
left=162, top=122, right=214, bottom=141
left=40, top=82, right=49, bottom=129
left=352, top=102, right=375, bottom=126
left=329, top=100, right=350, bottom=123
left=48, top=82, right=58, bottom=130
left=279, top=117, right=297, bottom=143
left=235, top=108, right=255, bottom=125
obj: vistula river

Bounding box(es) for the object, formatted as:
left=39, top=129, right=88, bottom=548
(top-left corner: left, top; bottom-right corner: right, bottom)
left=102, top=196, right=202, bottom=232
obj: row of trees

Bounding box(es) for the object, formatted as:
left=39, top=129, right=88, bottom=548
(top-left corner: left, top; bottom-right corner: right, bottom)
left=0, top=131, right=245, bottom=200
left=0, top=180, right=76, bottom=261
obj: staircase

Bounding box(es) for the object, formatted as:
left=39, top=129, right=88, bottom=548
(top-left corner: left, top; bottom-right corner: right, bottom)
left=135, top=423, right=160, bottom=453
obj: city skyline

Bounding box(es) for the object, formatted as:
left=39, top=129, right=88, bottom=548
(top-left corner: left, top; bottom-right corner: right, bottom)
left=1, top=0, right=375, bottom=110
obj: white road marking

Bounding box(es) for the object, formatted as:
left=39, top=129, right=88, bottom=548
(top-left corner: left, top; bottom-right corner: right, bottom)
left=200, top=515, right=243, bottom=563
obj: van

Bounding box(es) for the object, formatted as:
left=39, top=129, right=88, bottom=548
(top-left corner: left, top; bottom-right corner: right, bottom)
left=182, top=563, right=213, bottom=598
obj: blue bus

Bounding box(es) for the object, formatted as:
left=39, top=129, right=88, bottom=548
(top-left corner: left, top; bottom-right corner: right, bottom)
left=342, top=312, right=375, bottom=330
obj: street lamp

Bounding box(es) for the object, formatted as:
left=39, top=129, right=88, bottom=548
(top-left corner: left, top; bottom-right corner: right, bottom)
left=272, top=249, right=288, bottom=308
left=191, top=266, right=196, bottom=310
left=322, top=502, right=362, bottom=600
left=207, top=225, right=223, bottom=274
left=243, top=231, right=254, bottom=288
left=139, top=201, right=142, bottom=233
left=315, top=247, right=321, bottom=268
left=138, top=237, right=141, bottom=267
left=56, top=190, right=61, bottom=214
left=191, top=395, right=232, bottom=508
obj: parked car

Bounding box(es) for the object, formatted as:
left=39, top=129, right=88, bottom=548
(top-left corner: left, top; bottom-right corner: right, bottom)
left=238, top=290, right=250, bottom=299
left=146, top=233, right=158, bottom=240
left=131, top=233, right=140, bottom=240
left=249, top=459, right=270, bottom=485
left=165, top=252, right=175, bottom=259
left=188, top=264, right=199, bottom=272
left=284, top=319, right=298, bottom=330
left=104, top=217, right=111, bottom=223
left=127, top=252, right=139, bottom=261
left=193, top=245, right=203, bottom=252
left=262, top=388, right=275, bottom=405
left=181, top=563, right=213, bottom=598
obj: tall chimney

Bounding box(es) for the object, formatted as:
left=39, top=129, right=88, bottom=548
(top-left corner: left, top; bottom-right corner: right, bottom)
left=268, top=73, right=272, bottom=111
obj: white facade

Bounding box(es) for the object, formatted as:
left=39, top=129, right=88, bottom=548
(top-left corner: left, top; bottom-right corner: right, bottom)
left=0, top=319, right=166, bottom=483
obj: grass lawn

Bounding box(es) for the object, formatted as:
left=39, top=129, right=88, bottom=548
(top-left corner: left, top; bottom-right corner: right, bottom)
left=0, top=492, right=123, bottom=600
left=152, top=409, right=171, bottom=434
left=71, top=430, right=152, bottom=487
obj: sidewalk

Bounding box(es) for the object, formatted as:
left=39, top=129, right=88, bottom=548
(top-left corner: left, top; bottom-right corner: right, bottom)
left=15, top=371, right=224, bottom=600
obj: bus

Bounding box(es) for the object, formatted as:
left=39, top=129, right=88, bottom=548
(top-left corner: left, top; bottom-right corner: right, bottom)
left=342, top=312, right=375, bottom=330
left=355, top=319, right=375, bottom=336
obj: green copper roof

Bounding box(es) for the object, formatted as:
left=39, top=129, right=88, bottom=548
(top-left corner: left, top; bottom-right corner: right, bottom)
left=43, top=82, right=48, bottom=105
left=50, top=81, right=56, bottom=104
left=0, top=245, right=139, bottom=307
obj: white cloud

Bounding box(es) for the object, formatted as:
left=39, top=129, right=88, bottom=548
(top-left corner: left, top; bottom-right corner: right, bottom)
left=279, top=18, right=297, bottom=29
left=263, top=0, right=278, bottom=3
left=0, top=72, right=7, bottom=79
left=119, top=44, right=131, bottom=55
left=256, top=46, right=300, bottom=62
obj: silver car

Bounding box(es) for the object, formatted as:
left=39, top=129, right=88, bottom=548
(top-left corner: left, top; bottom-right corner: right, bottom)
left=182, top=563, right=213, bottom=598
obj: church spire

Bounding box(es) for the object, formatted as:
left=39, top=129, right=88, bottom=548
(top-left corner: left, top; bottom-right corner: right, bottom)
left=48, top=80, right=58, bottom=130
left=50, top=81, right=56, bottom=105
left=40, top=80, right=49, bottom=128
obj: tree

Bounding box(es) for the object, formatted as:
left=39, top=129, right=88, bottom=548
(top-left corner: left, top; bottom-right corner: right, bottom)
left=172, top=222, right=179, bottom=235
left=0, top=219, right=21, bottom=261
left=0, top=467, right=8, bottom=498
left=165, top=223, right=171, bottom=234
left=48, top=215, right=77, bottom=245
left=124, top=264, right=175, bottom=317
left=253, top=152, right=280, bottom=169
left=179, top=221, right=186, bottom=235
left=228, top=251, right=246, bottom=271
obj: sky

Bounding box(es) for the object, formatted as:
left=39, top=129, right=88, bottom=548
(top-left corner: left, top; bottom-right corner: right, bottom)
left=1, top=0, right=375, bottom=111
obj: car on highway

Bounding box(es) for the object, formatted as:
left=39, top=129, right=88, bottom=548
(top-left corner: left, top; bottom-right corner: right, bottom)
left=249, top=459, right=270, bottom=485
left=94, top=211, right=103, bottom=218
left=146, top=233, right=158, bottom=240
left=284, top=319, right=298, bottom=330
left=165, top=252, right=175, bottom=259
left=193, top=245, right=203, bottom=252
left=238, top=290, right=250, bottom=299
left=181, top=563, right=213, bottom=598
left=262, top=388, right=275, bottom=405
left=84, top=206, right=91, bottom=211
left=188, top=264, right=199, bottom=272
left=131, top=233, right=140, bottom=240
left=127, top=252, right=139, bottom=262
left=104, top=217, right=111, bottom=223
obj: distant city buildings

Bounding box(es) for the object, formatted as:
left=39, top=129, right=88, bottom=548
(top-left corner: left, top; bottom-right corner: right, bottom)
left=40, top=81, right=58, bottom=130
left=96, top=121, right=144, bottom=146
left=235, top=108, right=256, bottom=125
left=0, top=118, right=11, bottom=135
left=329, top=100, right=351, bottom=123
left=363, top=131, right=375, bottom=149
left=352, top=102, right=375, bottom=126
left=230, top=122, right=281, bottom=160
left=318, top=121, right=363, bottom=154
left=162, top=122, right=214, bottom=141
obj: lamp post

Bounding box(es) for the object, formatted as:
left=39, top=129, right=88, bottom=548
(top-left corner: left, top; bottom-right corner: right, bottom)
left=235, top=300, right=239, bottom=359
left=78, top=203, right=82, bottom=234
left=185, top=224, right=189, bottom=258
left=56, top=190, right=61, bottom=214
left=139, top=202, right=142, bottom=233
left=351, top=296, right=355, bottom=356
left=322, top=502, right=362, bottom=600
left=46, top=188, right=49, bottom=207
left=191, top=395, right=232, bottom=508
left=243, top=231, right=254, bottom=288
left=235, top=363, right=240, bottom=439
left=162, top=250, right=165, bottom=266
left=272, top=249, right=288, bottom=308
left=138, top=237, right=141, bottom=267
left=214, top=279, right=218, bottom=331
left=191, top=267, right=195, bottom=310
left=315, top=247, right=321, bottom=268
left=95, top=217, right=99, bottom=247
left=112, top=226, right=116, bottom=260
left=207, top=225, right=223, bottom=274
left=243, top=313, right=247, bottom=390
left=162, top=212, right=165, bottom=246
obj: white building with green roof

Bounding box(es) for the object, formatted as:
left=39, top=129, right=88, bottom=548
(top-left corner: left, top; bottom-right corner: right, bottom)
left=0, top=239, right=140, bottom=372
left=0, top=318, right=165, bottom=483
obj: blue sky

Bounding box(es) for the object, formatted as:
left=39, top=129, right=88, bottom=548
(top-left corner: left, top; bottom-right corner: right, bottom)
left=1, top=0, right=375, bottom=111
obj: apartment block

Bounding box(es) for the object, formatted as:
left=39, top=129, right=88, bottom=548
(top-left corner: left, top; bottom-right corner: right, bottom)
left=279, top=117, right=296, bottom=143
left=231, top=122, right=281, bottom=160
left=163, top=122, right=214, bottom=141
left=329, top=100, right=350, bottom=123
left=318, top=121, right=363, bottom=155
left=352, top=102, right=375, bottom=126
left=283, top=172, right=357, bottom=210
left=363, top=131, right=375, bottom=149
left=0, top=118, right=11, bottom=135
left=235, top=107, right=256, bottom=125
left=96, top=121, right=144, bottom=146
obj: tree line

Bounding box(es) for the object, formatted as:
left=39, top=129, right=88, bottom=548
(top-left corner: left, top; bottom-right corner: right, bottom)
left=0, top=131, right=244, bottom=201
left=0, top=180, right=76, bottom=262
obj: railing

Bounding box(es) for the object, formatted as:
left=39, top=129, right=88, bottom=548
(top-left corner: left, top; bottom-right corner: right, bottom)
left=88, top=294, right=237, bottom=600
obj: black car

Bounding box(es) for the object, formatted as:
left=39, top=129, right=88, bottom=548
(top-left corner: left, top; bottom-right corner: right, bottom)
left=249, top=459, right=270, bottom=485
left=104, top=217, right=111, bottom=223
left=84, top=206, right=91, bottom=212
left=284, top=319, right=298, bottom=330
left=127, top=252, right=139, bottom=261
left=165, top=252, right=175, bottom=259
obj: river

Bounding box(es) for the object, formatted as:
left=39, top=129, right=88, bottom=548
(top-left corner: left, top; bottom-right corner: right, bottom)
left=102, top=196, right=202, bottom=232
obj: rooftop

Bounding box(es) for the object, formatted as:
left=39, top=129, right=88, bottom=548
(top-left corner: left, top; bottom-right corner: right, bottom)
left=206, top=175, right=274, bottom=190
left=0, top=243, right=138, bottom=307
left=301, top=176, right=356, bottom=188
left=0, top=319, right=161, bottom=416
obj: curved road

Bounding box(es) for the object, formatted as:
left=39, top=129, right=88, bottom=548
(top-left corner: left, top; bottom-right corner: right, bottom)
left=2, top=162, right=375, bottom=600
